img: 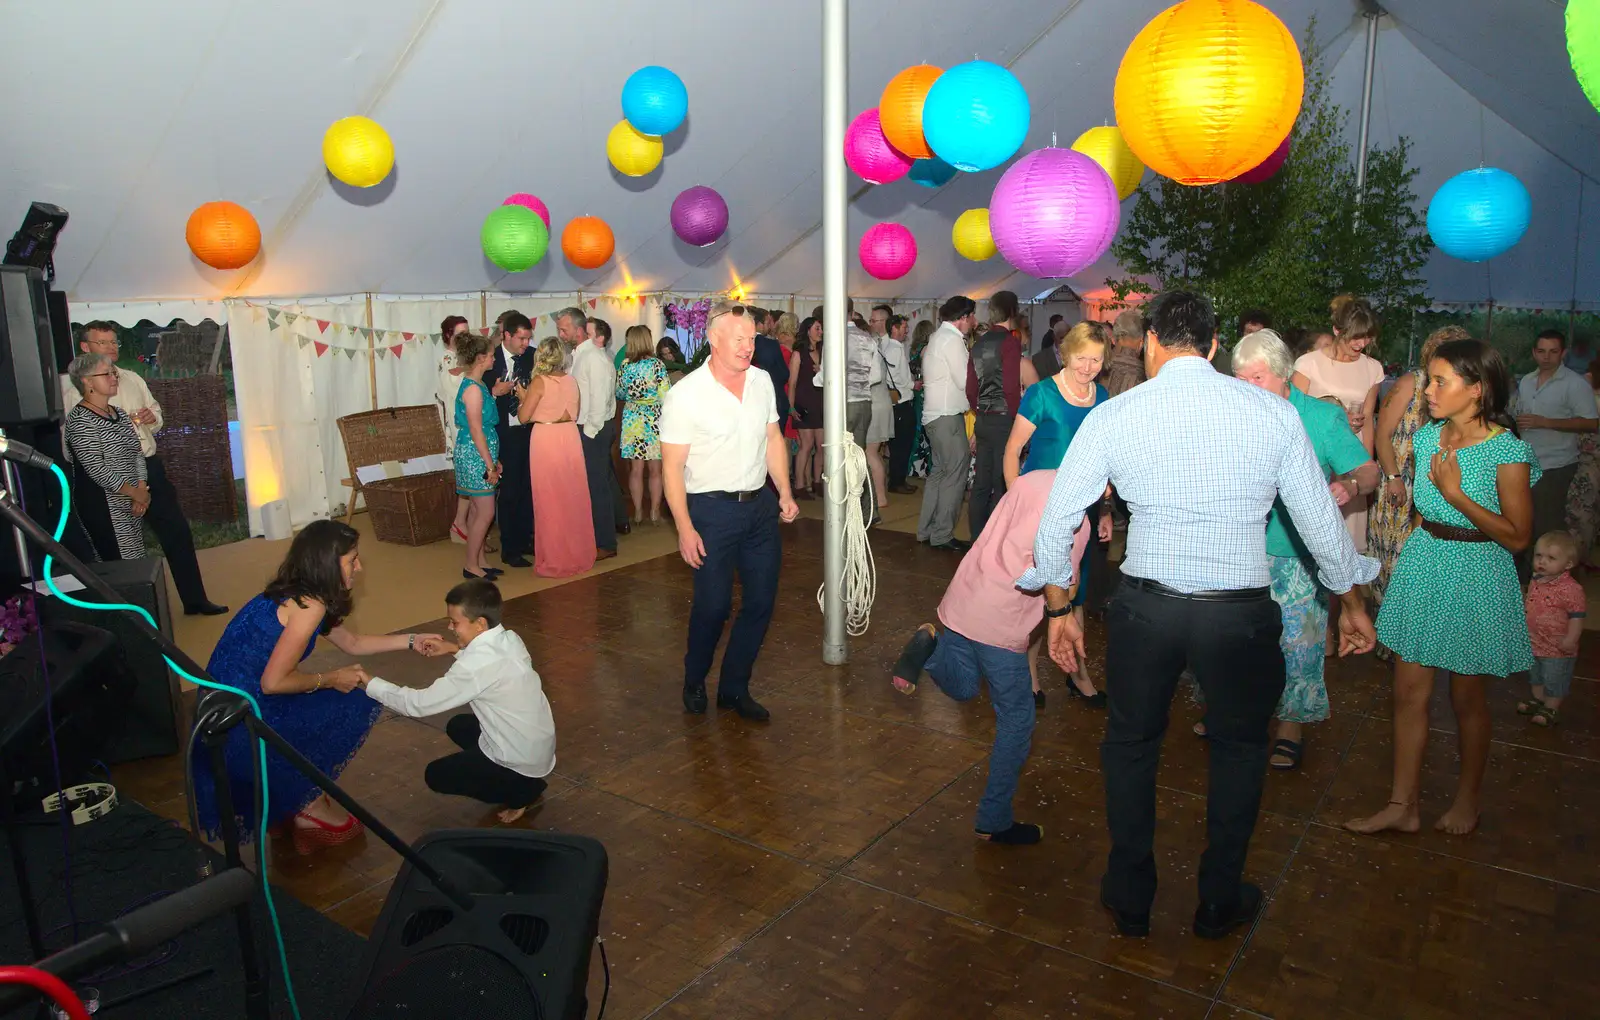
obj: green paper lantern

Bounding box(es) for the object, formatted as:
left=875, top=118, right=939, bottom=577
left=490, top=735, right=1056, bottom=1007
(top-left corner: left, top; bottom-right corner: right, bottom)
left=481, top=204, right=549, bottom=272
left=1571, top=0, right=1600, bottom=115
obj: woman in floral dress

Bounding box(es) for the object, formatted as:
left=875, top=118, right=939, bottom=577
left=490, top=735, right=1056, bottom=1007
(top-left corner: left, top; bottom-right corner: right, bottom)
left=908, top=319, right=935, bottom=478
left=616, top=325, right=670, bottom=525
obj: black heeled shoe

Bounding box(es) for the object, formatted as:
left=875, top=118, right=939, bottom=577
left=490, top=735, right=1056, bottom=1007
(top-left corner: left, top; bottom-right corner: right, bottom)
left=1064, top=677, right=1107, bottom=709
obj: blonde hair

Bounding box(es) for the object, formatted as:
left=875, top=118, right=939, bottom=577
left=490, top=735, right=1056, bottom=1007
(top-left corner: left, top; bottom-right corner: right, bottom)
left=1060, top=320, right=1111, bottom=358
left=1537, top=529, right=1581, bottom=565
left=454, top=331, right=494, bottom=369
left=1330, top=293, right=1378, bottom=341
left=774, top=311, right=799, bottom=340
left=1420, top=325, right=1472, bottom=367
left=1013, top=316, right=1031, bottom=346
left=532, top=337, right=565, bottom=377
left=624, top=324, right=655, bottom=363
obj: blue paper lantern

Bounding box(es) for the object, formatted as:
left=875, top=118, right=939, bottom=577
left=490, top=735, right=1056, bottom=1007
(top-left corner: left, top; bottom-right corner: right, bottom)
left=1426, top=167, right=1531, bottom=263
left=908, top=156, right=957, bottom=188
left=921, top=60, right=1030, bottom=173
left=621, top=66, right=688, bottom=136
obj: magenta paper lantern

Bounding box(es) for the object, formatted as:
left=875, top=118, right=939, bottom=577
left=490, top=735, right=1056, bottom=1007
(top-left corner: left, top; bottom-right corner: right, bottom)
left=989, top=148, right=1120, bottom=279
left=844, top=109, right=914, bottom=185
left=860, top=223, right=917, bottom=280
left=1233, top=135, right=1291, bottom=184
left=670, top=185, right=730, bottom=246
left=502, top=193, right=550, bottom=227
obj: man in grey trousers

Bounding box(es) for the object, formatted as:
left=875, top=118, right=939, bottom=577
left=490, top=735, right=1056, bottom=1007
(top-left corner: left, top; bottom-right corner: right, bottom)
left=917, top=296, right=979, bottom=551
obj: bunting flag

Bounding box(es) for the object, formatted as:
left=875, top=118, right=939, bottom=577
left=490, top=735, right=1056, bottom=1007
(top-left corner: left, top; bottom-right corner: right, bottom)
left=375, top=347, right=387, bottom=360
left=284, top=311, right=298, bottom=325
left=588, top=299, right=597, bottom=309
left=316, top=319, right=330, bottom=333
left=313, top=341, right=328, bottom=357
left=344, top=347, right=357, bottom=360
left=267, top=314, right=280, bottom=331
left=297, top=335, right=310, bottom=349
left=259, top=306, right=271, bottom=324
left=390, top=344, right=404, bottom=359
left=402, top=332, right=414, bottom=341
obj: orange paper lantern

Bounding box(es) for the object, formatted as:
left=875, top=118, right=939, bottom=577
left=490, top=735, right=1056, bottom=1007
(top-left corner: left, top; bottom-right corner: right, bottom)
left=1113, top=0, right=1303, bottom=185
left=561, top=216, right=615, bottom=270
left=185, top=201, right=261, bottom=270
left=879, top=64, right=942, bottom=160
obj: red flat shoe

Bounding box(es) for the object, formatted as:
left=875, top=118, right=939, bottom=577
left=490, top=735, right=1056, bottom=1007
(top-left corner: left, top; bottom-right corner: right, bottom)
left=291, top=811, right=364, bottom=856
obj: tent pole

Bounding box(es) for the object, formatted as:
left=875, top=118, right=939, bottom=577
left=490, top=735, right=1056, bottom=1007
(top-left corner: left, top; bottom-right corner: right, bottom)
left=821, top=0, right=848, bottom=665
left=365, top=292, right=377, bottom=409
left=1354, top=5, right=1381, bottom=224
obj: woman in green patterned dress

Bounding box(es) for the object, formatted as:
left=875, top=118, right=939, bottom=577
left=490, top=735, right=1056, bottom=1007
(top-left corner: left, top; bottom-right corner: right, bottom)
left=1348, top=339, right=1537, bottom=838
left=616, top=325, right=670, bottom=525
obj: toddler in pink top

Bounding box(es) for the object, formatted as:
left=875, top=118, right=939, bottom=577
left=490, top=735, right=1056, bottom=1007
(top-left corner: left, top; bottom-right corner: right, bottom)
left=1520, top=530, right=1587, bottom=727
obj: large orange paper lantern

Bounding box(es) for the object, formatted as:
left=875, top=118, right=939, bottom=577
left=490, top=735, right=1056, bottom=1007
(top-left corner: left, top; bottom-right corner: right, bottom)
left=879, top=64, right=942, bottom=159
left=1114, top=0, right=1303, bottom=186
left=561, top=216, right=614, bottom=270
left=185, top=201, right=260, bottom=270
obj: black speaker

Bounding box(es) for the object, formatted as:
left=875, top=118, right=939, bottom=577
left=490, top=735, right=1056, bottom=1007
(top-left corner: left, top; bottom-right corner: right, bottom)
left=0, top=265, right=60, bottom=424
left=47, top=288, right=73, bottom=375
left=351, top=830, right=608, bottom=1020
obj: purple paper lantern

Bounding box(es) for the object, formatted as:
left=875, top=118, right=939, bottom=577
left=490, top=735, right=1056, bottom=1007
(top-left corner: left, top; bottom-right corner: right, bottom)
left=844, top=109, right=914, bottom=185
left=502, top=193, right=550, bottom=227
left=989, top=148, right=1120, bottom=279
left=859, top=223, right=917, bottom=280
left=1233, top=135, right=1291, bottom=184
left=670, top=186, right=729, bottom=247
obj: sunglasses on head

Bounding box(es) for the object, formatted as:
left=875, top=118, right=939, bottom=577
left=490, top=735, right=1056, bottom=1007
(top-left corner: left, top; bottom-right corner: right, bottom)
left=707, top=303, right=748, bottom=326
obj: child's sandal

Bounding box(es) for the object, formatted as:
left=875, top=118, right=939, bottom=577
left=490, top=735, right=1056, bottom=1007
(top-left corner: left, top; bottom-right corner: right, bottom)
left=1530, top=706, right=1561, bottom=727
left=1516, top=699, right=1543, bottom=716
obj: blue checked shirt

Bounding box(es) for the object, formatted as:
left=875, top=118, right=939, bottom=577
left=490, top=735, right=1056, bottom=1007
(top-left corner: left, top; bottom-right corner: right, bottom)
left=1017, top=356, right=1379, bottom=595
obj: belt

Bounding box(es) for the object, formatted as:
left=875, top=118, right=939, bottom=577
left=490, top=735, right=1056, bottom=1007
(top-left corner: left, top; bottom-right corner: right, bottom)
left=696, top=489, right=765, bottom=502
left=1122, top=576, right=1270, bottom=602
left=1420, top=519, right=1491, bottom=543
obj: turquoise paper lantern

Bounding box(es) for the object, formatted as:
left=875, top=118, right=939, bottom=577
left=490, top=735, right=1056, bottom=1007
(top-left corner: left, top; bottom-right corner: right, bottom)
left=481, top=204, right=549, bottom=272
left=621, top=66, right=688, bottom=136
left=1426, top=167, right=1531, bottom=263
left=908, top=156, right=958, bottom=188
left=921, top=60, right=1030, bottom=172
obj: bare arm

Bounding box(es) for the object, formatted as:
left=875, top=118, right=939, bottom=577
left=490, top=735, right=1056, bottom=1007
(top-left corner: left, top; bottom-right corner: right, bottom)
left=1018, top=356, right=1039, bottom=390
left=765, top=422, right=792, bottom=500
left=786, top=351, right=801, bottom=412
left=259, top=600, right=369, bottom=695
left=1373, top=373, right=1414, bottom=477
left=1356, top=383, right=1380, bottom=454
left=326, top=624, right=415, bottom=658
left=1518, top=416, right=1600, bottom=433
left=1434, top=458, right=1533, bottom=552
left=1002, top=415, right=1037, bottom=489
left=462, top=384, right=495, bottom=469
left=1291, top=370, right=1311, bottom=394
left=516, top=375, right=543, bottom=424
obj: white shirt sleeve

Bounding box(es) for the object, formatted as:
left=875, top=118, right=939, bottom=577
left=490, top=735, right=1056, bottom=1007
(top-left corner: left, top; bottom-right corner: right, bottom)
left=660, top=380, right=694, bottom=445
left=365, top=662, right=496, bottom=719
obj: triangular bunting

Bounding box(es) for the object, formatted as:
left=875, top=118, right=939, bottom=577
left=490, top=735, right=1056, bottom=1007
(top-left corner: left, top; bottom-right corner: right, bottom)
left=297, top=335, right=311, bottom=349
left=375, top=347, right=387, bottom=360
left=313, top=341, right=328, bottom=357
left=316, top=319, right=330, bottom=333
left=530, top=316, right=538, bottom=328
left=402, top=332, right=414, bottom=342
left=284, top=312, right=299, bottom=325
left=268, top=315, right=281, bottom=331
left=390, top=344, right=404, bottom=359
left=479, top=326, right=491, bottom=336
left=255, top=306, right=268, bottom=323
left=588, top=299, right=597, bottom=309
left=344, top=347, right=358, bottom=359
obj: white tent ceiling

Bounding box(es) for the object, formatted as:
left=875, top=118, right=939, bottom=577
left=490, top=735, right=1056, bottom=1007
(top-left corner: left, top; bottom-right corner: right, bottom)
left=3, top=0, right=1595, bottom=318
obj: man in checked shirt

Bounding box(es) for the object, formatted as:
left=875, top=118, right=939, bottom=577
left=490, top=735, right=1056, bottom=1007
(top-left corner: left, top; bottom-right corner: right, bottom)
left=1020, top=291, right=1379, bottom=942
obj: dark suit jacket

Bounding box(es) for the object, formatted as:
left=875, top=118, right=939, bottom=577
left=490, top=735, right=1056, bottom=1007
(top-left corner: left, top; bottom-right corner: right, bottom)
left=484, top=342, right=535, bottom=431
left=753, top=333, right=791, bottom=421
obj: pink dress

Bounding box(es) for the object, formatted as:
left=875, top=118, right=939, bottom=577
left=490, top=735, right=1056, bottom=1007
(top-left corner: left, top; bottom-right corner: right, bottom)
left=1294, top=349, right=1384, bottom=552
left=526, top=374, right=596, bottom=578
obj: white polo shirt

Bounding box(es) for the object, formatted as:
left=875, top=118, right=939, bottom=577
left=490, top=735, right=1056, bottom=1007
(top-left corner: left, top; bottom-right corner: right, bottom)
left=660, top=363, right=778, bottom=493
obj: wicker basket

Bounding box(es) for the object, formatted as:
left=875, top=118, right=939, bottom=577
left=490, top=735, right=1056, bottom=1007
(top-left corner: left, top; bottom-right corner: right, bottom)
left=361, top=471, right=456, bottom=546
left=147, top=374, right=236, bottom=524
left=336, top=405, right=454, bottom=545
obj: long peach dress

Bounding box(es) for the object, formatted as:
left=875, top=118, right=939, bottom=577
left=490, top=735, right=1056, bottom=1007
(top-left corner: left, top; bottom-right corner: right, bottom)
left=527, top=374, right=595, bottom=578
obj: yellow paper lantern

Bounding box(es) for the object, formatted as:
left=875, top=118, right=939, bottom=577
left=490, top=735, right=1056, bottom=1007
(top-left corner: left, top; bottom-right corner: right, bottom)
left=322, top=116, right=394, bottom=188
left=1070, top=126, right=1145, bottom=201
left=607, top=120, right=663, bottom=177
left=952, top=208, right=996, bottom=261
left=1113, top=0, right=1303, bottom=185
left=879, top=64, right=943, bottom=160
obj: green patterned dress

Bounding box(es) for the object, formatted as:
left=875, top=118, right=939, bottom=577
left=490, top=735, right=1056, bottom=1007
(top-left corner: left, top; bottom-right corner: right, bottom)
left=616, top=356, right=669, bottom=460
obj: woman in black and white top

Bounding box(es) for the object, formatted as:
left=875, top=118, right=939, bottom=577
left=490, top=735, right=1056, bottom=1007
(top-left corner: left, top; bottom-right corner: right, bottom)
left=65, top=353, right=149, bottom=559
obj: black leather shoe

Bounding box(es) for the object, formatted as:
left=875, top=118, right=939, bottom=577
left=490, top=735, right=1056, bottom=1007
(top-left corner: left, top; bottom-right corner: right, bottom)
left=184, top=601, right=229, bottom=617
left=889, top=483, right=918, bottom=495
left=501, top=555, right=532, bottom=568
left=617, top=521, right=632, bottom=535
left=715, top=693, right=770, bottom=722
left=1100, top=890, right=1150, bottom=938
left=683, top=686, right=708, bottom=714
left=1193, top=882, right=1262, bottom=940
left=929, top=541, right=968, bottom=553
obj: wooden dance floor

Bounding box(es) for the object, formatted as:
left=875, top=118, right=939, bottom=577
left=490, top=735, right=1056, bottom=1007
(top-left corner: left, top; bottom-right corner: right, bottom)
left=113, top=519, right=1600, bottom=1018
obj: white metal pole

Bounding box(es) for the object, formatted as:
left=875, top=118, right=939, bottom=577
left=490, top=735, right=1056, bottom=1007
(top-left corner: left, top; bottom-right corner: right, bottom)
left=821, top=0, right=848, bottom=664
left=1353, top=8, right=1380, bottom=223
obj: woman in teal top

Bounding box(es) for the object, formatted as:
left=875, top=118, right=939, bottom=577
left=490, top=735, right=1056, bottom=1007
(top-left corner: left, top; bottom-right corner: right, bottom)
left=1350, top=338, right=1537, bottom=839
left=450, top=332, right=502, bottom=580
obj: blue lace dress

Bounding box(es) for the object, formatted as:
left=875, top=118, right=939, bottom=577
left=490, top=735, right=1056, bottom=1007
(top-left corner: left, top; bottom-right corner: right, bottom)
left=192, top=594, right=382, bottom=841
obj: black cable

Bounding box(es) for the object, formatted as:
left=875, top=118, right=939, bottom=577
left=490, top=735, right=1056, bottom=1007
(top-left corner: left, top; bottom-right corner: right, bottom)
left=596, top=938, right=610, bottom=1020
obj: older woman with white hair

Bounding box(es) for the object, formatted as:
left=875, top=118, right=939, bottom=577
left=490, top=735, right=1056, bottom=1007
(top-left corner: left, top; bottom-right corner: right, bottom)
left=64, top=352, right=149, bottom=559
left=1194, top=329, right=1381, bottom=768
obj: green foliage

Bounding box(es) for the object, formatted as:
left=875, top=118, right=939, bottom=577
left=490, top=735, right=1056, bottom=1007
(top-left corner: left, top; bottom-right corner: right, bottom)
left=1106, top=19, right=1431, bottom=364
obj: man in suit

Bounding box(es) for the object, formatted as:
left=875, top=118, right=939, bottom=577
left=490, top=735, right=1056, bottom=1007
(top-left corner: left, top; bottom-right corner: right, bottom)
left=484, top=311, right=534, bottom=567
left=750, top=308, right=791, bottom=424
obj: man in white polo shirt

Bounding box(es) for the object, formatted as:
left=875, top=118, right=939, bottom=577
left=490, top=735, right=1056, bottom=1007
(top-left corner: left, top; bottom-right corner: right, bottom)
left=661, top=300, right=800, bottom=722
left=1515, top=329, right=1600, bottom=583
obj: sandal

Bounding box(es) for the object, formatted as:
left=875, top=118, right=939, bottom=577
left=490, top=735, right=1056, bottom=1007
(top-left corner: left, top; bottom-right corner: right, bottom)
left=1193, top=721, right=1208, bottom=738
left=1269, top=738, right=1302, bottom=771
left=1516, top=699, right=1544, bottom=716
left=1530, top=706, right=1561, bottom=727
left=291, top=811, right=364, bottom=856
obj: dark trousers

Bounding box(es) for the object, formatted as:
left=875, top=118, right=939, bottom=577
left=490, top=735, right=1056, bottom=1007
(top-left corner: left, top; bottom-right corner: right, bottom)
left=425, top=714, right=548, bottom=807
left=581, top=419, right=618, bottom=551
left=889, top=401, right=916, bottom=486
left=683, top=490, right=781, bottom=698
left=1520, top=461, right=1579, bottom=585
left=70, top=460, right=120, bottom=563
left=495, top=424, right=533, bottom=561
left=142, top=456, right=211, bottom=609
left=968, top=413, right=1012, bottom=540
left=1101, top=580, right=1284, bottom=912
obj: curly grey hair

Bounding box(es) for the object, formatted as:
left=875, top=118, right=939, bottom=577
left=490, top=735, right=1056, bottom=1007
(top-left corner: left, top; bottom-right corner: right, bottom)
left=67, top=353, right=115, bottom=395
left=1232, top=328, right=1295, bottom=381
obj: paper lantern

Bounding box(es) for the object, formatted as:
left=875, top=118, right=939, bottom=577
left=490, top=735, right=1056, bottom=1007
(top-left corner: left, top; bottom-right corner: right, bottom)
left=322, top=116, right=394, bottom=188
left=621, top=65, right=688, bottom=136
left=185, top=201, right=260, bottom=270
left=1233, top=134, right=1291, bottom=184
left=844, top=109, right=914, bottom=185
left=989, top=148, right=1120, bottom=279
left=952, top=208, right=996, bottom=261
left=671, top=186, right=729, bottom=246
left=922, top=61, right=1031, bottom=172
left=1571, top=0, right=1600, bottom=115
left=607, top=120, right=664, bottom=177
left=879, top=64, right=943, bottom=159
left=562, top=216, right=615, bottom=270
left=481, top=205, right=549, bottom=272
left=502, top=193, right=551, bottom=228
left=908, top=156, right=958, bottom=188
left=1426, top=167, right=1531, bottom=263
left=859, top=223, right=917, bottom=281
left=1114, top=0, right=1303, bottom=185
left=1070, top=126, right=1145, bottom=201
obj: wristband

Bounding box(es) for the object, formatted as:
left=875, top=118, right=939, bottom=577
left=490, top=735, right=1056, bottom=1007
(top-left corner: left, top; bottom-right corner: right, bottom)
left=408, top=633, right=417, bottom=651
left=1044, top=604, right=1073, bottom=619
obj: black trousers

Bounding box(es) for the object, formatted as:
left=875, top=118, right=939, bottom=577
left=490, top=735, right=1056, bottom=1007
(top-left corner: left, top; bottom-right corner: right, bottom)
left=888, top=400, right=917, bottom=486
left=425, top=715, right=548, bottom=808
left=495, top=424, right=533, bottom=562
left=70, top=460, right=120, bottom=563
left=1519, top=461, right=1578, bottom=585
left=581, top=419, right=618, bottom=551
left=1101, top=580, right=1284, bottom=913
left=684, top=490, right=780, bottom=698
left=968, top=413, right=1012, bottom=540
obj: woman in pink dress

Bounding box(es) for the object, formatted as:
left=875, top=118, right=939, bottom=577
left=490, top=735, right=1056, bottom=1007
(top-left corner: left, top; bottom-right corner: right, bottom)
left=516, top=338, right=596, bottom=578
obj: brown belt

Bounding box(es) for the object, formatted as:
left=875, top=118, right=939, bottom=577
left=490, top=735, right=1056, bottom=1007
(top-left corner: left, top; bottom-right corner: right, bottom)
left=1420, top=519, right=1491, bottom=543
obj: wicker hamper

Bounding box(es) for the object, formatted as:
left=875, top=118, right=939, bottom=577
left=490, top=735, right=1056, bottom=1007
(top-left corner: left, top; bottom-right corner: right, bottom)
left=336, top=405, right=454, bottom=546
left=361, top=472, right=456, bottom=545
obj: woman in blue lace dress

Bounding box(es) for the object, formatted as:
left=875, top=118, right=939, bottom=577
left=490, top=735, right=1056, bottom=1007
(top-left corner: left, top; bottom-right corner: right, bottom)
left=193, top=520, right=452, bottom=854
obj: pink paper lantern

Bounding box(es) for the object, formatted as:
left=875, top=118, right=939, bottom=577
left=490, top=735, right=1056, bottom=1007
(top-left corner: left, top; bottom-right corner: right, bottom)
left=989, top=148, right=1120, bottom=279
left=844, top=109, right=914, bottom=185
left=502, top=193, right=551, bottom=227
left=859, top=223, right=917, bottom=280
left=1232, top=134, right=1291, bottom=184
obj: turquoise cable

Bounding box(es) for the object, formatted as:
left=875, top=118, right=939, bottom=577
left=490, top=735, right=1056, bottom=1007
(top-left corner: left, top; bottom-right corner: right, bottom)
left=42, top=464, right=302, bottom=1020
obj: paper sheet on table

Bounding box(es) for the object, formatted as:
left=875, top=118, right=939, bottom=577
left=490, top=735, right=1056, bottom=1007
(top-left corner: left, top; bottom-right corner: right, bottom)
left=29, top=574, right=86, bottom=595
left=402, top=454, right=449, bottom=474
left=355, top=464, right=389, bottom=484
